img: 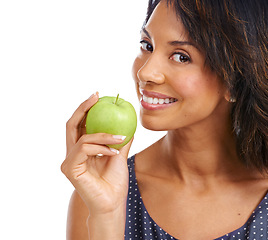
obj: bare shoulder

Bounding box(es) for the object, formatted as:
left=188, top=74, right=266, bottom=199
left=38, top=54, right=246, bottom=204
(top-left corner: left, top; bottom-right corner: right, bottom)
left=135, top=137, right=165, bottom=172
left=66, top=190, right=89, bottom=240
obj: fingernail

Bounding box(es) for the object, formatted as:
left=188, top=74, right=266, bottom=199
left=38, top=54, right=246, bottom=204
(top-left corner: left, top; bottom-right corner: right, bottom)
left=88, top=91, right=99, bottom=100
left=110, top=148, right=120, bottom=154
left=112, top=135, right=126, bottom=141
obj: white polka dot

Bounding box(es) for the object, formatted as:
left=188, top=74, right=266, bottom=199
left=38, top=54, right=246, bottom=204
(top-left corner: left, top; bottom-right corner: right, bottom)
left=124, top=156, right=268, bottom=240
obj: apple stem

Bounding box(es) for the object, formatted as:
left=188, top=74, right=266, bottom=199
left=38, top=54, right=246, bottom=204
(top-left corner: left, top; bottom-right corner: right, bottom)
left=114, top=94, right=119, bottom=105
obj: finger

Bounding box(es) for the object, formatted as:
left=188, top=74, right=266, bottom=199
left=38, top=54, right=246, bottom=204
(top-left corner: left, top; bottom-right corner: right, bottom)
left=119, top=137, right=134, bottom=159
left=62, top=144, right=118, bottom=176
left=78, top=133, right=126, bottom=146
left=75, top=144, right=119, bottom=164
left=98, top=138, right=134, bottom=187
left=66, top=92, right=99, bottom=150
left=68, top=92, right=99, bottom=129
left=79, top=115, right=87, bottom=136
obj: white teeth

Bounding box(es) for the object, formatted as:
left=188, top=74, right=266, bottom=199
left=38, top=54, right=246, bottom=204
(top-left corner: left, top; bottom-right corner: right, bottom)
left=142, top=95, right=177, bottom=105
left=143, top=95, right=148, bottom=102
left=147, top=97, right=153, bottom=104
left=158, top=99, right=164, bottom=104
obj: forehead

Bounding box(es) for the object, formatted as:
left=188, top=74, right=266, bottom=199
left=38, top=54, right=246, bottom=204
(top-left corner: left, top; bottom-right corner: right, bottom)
left=144, top=1, right=189, bottom=41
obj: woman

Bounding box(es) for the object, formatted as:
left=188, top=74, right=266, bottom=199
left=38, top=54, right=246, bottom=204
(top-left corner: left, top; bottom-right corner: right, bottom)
left=61, top=0, right=268, bottom=239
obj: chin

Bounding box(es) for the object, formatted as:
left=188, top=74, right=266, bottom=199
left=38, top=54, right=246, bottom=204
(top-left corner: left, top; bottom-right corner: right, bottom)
left=140, top=116, right=169, bottom=132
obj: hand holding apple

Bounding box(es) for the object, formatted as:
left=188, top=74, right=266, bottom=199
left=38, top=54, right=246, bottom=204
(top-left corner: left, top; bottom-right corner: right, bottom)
left=86, top=94, right=137, bottom=149
left=62, top=92, right=134, bottom=227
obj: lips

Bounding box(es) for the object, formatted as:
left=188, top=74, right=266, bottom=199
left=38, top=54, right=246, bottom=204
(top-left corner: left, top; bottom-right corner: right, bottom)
left=139, top=89, right=178, bottom=110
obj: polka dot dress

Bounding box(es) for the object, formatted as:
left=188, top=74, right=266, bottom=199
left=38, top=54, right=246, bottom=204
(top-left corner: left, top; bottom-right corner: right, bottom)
left=124, top=155, right=268, bottom=240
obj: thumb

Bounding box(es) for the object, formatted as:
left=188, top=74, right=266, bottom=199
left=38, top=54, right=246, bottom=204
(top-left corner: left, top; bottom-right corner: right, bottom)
left=119, top=137, right=134, bottom=159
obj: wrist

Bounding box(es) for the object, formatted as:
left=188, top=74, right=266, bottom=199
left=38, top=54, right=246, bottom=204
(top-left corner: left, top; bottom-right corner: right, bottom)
left=87, top=206, right=126, bottom=240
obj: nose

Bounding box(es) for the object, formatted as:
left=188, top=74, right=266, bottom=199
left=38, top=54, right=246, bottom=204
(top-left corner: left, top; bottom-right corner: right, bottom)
left=137, top=54, right=165, bottom=85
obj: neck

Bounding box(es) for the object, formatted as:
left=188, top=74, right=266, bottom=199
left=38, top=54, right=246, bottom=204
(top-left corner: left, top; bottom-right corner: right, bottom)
left=158, top=119, right=243, bottom=185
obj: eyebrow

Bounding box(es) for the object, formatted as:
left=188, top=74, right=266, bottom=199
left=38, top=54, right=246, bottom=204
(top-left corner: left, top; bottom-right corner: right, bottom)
left=141, top=27, right=151, bottom=39
left=141, top=27, right=198, bottom=49
left=168, top=40, right=196, bottom=47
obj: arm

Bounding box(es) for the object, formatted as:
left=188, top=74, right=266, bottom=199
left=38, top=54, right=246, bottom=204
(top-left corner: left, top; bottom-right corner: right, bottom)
left=67, top=190, right=89, bottom=240
left=62, top=93, right=132, bottom=240
left=67, top=191, right=126, bottom=240
left=87, top=205, right=126, bottom=240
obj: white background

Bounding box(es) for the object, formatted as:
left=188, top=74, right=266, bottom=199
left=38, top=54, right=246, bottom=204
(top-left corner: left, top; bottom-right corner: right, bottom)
left=0, top=1, right=165, bottom=239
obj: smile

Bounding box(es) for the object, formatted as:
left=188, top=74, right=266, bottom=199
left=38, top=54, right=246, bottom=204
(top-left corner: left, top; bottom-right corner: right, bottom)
left=140, top=89, right=178, bottom=110
left=142, top=95, right=178, bottom=105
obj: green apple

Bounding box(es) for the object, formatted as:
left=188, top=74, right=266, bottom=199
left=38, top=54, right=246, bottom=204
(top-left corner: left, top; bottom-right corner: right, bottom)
left=86, top=94, right=137, bottom=149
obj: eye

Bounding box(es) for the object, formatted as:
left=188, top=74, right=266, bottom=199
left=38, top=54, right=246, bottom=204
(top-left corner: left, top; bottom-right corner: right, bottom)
left=140, top=40, right=153, bottom=52
left=170, top=52, right=190, bottom=63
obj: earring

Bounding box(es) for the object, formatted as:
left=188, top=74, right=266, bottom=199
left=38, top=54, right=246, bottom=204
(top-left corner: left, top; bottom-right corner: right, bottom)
left=229, top=97, right=236, bottom=103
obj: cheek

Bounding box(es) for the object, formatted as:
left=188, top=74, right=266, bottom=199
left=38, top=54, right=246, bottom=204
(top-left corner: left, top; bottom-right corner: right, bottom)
left=171, top=74, right=204, bottom=99
left=171, top=72, right=222, bottom=100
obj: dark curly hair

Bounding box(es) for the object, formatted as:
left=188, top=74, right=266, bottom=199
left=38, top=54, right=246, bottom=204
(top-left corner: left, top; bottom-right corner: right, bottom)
left=145, top=0, right=268, bottom=173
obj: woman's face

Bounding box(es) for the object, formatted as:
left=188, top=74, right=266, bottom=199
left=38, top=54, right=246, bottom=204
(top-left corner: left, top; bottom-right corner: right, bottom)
left=132, top=1, right=229, bottom=131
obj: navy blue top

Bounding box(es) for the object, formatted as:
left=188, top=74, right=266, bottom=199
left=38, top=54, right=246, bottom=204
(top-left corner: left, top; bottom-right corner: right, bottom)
left=125, top=155, right=268, bottom=240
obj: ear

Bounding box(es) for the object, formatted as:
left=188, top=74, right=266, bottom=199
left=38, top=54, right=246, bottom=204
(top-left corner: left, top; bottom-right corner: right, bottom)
left=224, top=89, right=236, bottom=103
left=224, top=89, right=231, bottom=102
